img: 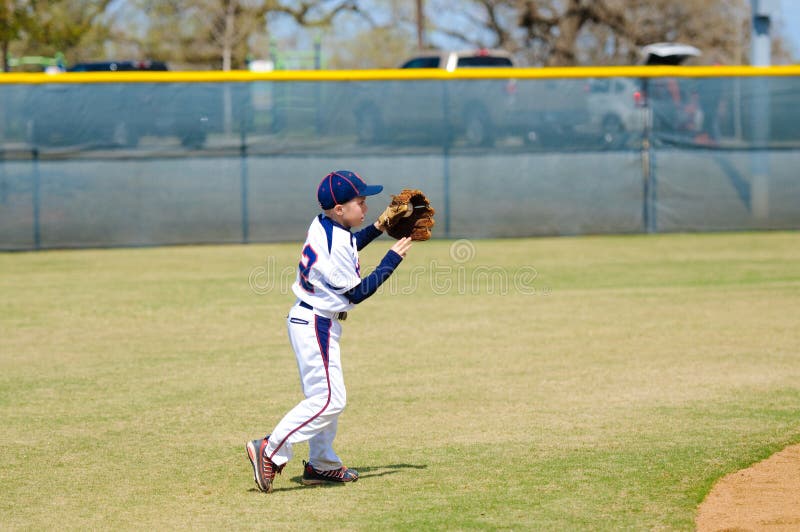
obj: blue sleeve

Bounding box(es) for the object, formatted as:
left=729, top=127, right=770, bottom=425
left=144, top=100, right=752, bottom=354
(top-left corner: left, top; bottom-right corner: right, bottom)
left=344, top=250, right=403, bottom=304
left=353, top=223, right=383, bottom=251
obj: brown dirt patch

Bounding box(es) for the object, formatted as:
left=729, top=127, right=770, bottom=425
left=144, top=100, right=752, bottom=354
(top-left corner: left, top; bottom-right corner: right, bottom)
left=696, top=444, right=800, bottom=531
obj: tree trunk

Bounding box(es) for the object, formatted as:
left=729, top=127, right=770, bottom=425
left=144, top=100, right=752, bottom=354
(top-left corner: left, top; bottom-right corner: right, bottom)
left=2, top=39, right=9, bottom=73
left=222, top=1, right=235, bottom=134
left=416, top=0, right=425, bottom=50
left=222, top=5, right=234, bottom=71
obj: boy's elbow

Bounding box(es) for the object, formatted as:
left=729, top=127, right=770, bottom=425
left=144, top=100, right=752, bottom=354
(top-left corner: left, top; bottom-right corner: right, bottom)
left=344, top=290, right=367, bottom=305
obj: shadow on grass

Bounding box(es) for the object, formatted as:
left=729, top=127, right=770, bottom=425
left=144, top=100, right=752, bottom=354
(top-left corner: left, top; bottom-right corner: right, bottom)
left=350, top=463, right=428, bottom=479
left=248, top=463, right=428, bottom=493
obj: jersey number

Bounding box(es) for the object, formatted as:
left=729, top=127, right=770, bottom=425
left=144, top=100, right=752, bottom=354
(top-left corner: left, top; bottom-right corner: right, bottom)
left=298, top=245, right=317, bottom=293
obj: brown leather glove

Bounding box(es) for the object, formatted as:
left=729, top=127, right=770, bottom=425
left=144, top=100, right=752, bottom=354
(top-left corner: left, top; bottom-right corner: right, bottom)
left=381, top=189, right=435, bottom=241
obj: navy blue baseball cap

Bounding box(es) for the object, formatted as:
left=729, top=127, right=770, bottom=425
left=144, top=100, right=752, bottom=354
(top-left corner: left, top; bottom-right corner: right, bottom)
left=317, top=170, right=383, bottom=210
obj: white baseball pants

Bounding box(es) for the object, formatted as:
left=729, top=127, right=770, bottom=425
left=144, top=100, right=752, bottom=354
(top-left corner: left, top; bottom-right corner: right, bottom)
left=264, top=302, right=346, bottom=471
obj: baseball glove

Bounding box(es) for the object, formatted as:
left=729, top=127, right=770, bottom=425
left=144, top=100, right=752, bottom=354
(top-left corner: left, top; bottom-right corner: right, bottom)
left=382, top=189, right=435, bottom=241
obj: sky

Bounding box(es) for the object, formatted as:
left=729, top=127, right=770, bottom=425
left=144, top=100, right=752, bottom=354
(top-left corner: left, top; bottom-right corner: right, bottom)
left=778, top=0, right=800, bottom=58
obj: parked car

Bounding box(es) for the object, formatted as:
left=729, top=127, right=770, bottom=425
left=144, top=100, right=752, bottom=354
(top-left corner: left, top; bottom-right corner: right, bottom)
left=638, top=43, right=704, bottom=140
left=638, top=43, right=701, bottom=66
left=399, top=50, right=514, bottom=70
left=27, top=60, right=209, bottom=149
left=585, top=77, right=647, bottom=148
left=584, top=43, right=705, bottom=148
left=352, top=49, right=588, bottom=147
left=67, top=60, right=169, bottom=72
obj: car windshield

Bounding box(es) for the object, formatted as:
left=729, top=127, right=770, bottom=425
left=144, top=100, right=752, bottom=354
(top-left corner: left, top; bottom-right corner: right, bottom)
left=456, top=56, right=512, bottom=67
left=401, top=57, right=441, bottom=68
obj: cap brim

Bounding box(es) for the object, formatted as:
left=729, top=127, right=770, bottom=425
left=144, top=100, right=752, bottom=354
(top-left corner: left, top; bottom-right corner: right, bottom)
left=361, top=184, right=383, bottom=197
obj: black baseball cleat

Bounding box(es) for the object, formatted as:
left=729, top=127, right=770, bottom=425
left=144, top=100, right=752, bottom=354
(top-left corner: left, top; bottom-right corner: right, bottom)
left=301, top=460, right=359, bottom=485
left=245, top=436, right=283, bottom=493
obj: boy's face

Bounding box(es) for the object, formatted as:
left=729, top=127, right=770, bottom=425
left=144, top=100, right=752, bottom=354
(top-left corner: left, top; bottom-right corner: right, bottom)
left=338, top=196, right=368, bottom=228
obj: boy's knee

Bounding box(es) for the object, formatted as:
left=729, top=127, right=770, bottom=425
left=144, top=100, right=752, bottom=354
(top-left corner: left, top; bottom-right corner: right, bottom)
left=328, top=394, right=346, bottom=415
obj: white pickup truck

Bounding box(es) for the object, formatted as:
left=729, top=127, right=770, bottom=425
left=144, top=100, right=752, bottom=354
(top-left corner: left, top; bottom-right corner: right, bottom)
left=352, top=49, right=589, bottom=147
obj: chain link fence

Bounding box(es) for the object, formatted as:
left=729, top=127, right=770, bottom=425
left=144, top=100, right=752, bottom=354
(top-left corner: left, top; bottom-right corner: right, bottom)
left=1, top=68, right=798, bottom=250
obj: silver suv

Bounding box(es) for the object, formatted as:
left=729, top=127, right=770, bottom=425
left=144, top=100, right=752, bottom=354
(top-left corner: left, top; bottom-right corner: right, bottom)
left=585, top=43, right=703, bottom=148
left=353, top=49, right=589, bottom=148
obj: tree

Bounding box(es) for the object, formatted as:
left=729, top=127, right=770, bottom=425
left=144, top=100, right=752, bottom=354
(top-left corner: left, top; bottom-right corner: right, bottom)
left=601, top=0, right=750, bottom=64
left=323, top=0, right=418, bottom=68
left=418, top=0, right=792, bottom=67
left=517, top=0, right=630, bottom=65
left=133, top=0, right=268, bottom=70
left=1, top=0, right=114, bottom=70
left=133, top=0, right=363, bottom=70
left=17, top=0, right=113, bottom=65
left=5, top=0, right=795, bottom=71
left=326, top=24, right=415, bottom=68
left=0, top=1, right=34, bottom=71
left=424, top=0, right=521, bottom=52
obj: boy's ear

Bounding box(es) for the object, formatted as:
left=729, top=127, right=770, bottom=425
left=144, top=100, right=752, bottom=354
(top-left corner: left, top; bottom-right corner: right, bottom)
left=334, top=204, right=344, bottom=215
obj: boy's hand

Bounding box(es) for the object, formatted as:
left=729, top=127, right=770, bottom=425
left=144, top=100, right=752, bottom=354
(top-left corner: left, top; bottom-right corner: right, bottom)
left=376, top=201, right=412, bottom=231
left=391, top=237, right=413, bottom=258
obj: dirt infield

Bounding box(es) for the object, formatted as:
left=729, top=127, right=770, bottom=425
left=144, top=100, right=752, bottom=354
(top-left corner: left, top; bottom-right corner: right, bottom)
left=696, top=444, right=800, bottom=531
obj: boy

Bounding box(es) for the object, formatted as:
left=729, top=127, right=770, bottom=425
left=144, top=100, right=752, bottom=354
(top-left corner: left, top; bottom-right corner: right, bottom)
left=246, top=170, right=412, bottom=493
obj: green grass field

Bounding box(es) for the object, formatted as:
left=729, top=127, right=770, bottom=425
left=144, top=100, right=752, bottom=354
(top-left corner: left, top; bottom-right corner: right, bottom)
left=1, top=232, right=799, bottom=530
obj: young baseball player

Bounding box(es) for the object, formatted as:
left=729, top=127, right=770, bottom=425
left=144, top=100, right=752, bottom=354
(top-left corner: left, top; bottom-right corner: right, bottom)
left=246, top=170, right=412, bottom=493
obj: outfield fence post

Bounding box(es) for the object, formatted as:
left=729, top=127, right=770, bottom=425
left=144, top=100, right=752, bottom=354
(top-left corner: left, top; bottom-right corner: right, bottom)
left=32, top=147, right=41, bottom=250
left=648, top=142, right=658, bottom=233
left=441, top=80, right=451, bottom=238
left=640, top=82, right=657, bottom=234
left=240, top=123, right=249, bottom=244
left=749, top=75, right=771, bottom=219
left=0, top=147, right=6, bottom=207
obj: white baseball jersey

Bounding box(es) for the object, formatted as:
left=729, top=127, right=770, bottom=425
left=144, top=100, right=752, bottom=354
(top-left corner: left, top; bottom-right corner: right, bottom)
left=292, top=214, right=361, bottom=313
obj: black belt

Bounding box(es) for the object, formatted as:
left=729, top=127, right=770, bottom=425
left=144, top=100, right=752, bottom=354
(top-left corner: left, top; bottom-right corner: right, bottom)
left=298, top=300, right=347, bottom=321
